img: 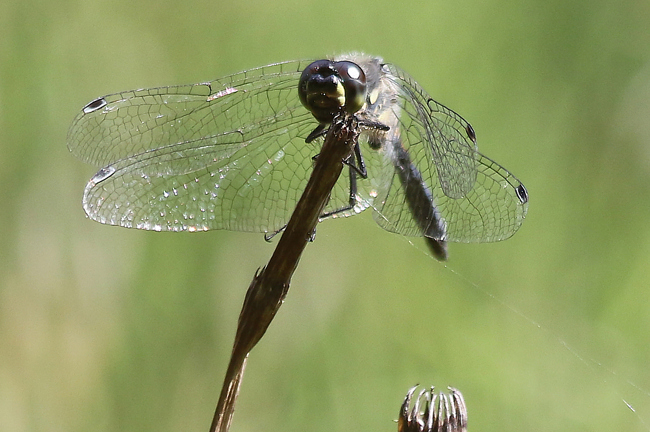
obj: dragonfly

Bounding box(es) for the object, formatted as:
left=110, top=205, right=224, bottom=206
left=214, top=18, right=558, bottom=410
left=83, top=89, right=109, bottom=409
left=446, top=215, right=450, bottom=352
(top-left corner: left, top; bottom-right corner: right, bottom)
left=68, top=53, right=528, bottom=260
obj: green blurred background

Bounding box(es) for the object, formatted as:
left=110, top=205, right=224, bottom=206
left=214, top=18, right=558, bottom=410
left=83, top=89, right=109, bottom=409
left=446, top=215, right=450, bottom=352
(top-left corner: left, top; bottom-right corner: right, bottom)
left=1, top=0, right=649, bottom=431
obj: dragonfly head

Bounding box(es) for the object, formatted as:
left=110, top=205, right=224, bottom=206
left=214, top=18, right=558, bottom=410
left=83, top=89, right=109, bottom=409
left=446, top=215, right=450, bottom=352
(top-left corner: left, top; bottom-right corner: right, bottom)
left=299, top=59, right=367, bottom=124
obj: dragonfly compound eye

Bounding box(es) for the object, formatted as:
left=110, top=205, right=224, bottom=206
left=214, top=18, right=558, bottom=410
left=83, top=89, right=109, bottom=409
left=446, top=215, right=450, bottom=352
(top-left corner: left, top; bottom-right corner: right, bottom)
left=298, top=59, right=367, bottom=123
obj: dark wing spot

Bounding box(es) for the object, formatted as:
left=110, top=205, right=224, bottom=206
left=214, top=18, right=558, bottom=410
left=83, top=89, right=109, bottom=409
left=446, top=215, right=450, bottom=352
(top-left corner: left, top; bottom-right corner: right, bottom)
left=465, top=124, right=476, bottom=143
left=515, top=183, right=528, bottom=204
left=83, top=97, right=108, bottom=114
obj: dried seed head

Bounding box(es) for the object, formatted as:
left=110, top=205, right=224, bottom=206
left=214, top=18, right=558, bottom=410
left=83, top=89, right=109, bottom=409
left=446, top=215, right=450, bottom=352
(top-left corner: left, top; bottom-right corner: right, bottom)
left=398, top=385, right=467, bottom=432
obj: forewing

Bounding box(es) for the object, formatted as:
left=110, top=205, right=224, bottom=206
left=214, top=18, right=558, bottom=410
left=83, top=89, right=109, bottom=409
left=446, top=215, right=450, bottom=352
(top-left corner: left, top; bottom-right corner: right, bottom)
left=68, top=60, right=326, bottom=233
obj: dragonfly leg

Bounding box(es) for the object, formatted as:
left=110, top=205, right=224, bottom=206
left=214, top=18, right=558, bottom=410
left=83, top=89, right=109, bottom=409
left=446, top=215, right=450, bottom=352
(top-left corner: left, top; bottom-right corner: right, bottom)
left=319, top=162, right=359, bottom=220
left=264, top=226, right=286, bottom=242
left=358, top=118, right=390, bottom=132
left=348, top=140, right=368, bottom=179
left=312, top=140, right=366, bottom=177
left=305, top=124, right=327, bottom=143
left=306, top=119, right=388, bottom=144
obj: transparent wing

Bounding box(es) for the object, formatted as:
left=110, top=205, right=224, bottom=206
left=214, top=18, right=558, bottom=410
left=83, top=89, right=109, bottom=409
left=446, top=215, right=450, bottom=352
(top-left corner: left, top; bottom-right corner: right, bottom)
left=68, top=60, right=354, bottom=233
left=384, top=63, right=480, bottom=199
left=367, top=63, right=528, bottom=243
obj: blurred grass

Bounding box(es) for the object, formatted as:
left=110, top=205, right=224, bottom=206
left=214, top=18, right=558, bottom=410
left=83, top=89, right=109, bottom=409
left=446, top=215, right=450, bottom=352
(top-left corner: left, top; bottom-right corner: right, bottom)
left=1, top=0, right=650, bottom=431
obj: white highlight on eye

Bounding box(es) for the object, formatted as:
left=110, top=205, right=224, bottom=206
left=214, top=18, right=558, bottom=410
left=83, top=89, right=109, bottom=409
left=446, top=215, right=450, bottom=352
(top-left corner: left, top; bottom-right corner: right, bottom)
left=348, top=66, right=360, bottom=80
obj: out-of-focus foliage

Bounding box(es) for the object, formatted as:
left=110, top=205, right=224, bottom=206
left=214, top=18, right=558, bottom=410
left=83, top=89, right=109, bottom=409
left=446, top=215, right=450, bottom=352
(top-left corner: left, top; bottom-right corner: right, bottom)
left=1, top=0, right=649, bottom=431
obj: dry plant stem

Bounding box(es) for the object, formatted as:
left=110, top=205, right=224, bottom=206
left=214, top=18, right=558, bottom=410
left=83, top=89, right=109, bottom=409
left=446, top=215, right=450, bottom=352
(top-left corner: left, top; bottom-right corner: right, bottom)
left=209, top=114, right=360, bottom=432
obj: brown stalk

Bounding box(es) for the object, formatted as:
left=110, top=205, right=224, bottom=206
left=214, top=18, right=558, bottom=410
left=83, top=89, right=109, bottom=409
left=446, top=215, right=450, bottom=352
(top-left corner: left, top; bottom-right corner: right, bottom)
left=209, top=113, right=360, bottom=432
